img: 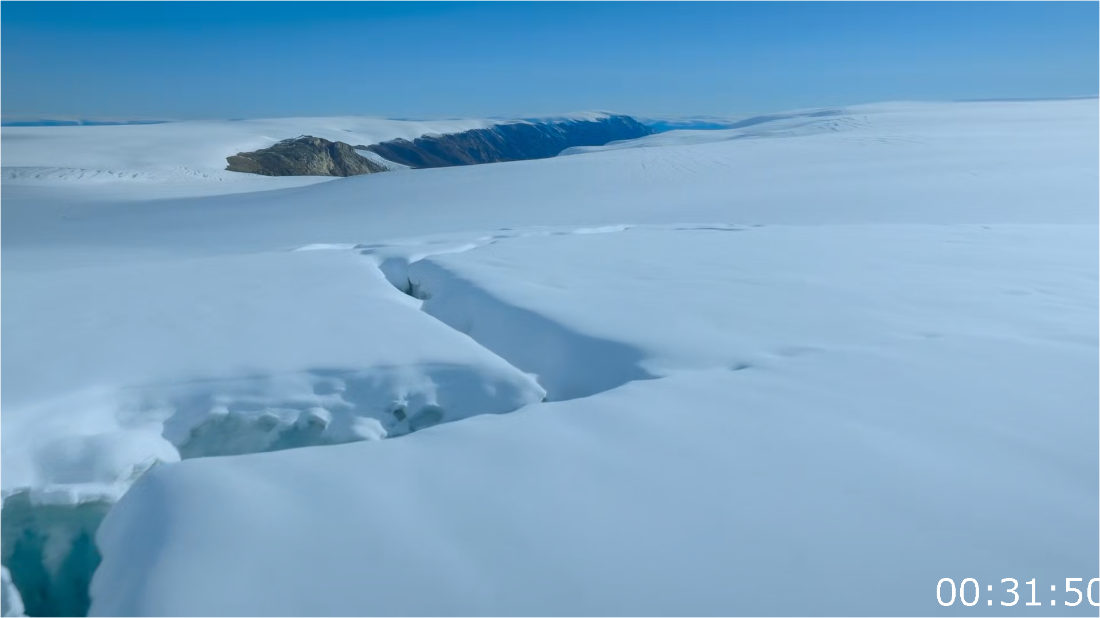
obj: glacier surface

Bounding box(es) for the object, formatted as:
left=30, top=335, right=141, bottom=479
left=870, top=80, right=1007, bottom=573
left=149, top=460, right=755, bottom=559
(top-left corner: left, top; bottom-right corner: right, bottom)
left=1, top=99, right=1097, bottom=616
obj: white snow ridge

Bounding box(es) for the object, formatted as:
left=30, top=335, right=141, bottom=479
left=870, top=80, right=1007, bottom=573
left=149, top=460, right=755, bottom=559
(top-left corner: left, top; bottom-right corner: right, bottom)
left=2, top=99, right=1097, bottom=617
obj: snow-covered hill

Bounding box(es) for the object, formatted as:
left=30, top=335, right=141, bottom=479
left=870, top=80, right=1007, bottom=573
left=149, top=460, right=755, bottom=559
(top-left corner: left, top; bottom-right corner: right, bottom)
left=2, top=99, right=1097, bottom=617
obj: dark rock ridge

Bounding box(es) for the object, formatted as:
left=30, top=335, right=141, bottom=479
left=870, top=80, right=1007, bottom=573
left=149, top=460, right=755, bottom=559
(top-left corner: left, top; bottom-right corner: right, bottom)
left=361, top=114, right=653, bottom=168
left=226, top=136, right=387, bottom=177
left=225, top=115, right=653, bottom=177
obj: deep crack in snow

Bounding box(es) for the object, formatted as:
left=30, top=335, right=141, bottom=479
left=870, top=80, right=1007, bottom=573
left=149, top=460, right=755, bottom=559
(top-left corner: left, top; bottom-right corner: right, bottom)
left=1, top=492, right=113, bottom=617
left=1, top=246, right=565, bottom=617
left=376, top=249, right=657, bottom=401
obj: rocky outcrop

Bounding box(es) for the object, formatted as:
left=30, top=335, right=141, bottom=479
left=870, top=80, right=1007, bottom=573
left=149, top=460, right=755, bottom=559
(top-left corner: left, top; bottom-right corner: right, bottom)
left=224, top=115, right=654, bottom=177
left=226, top=136, right=386, bottom=177
left=361, top=115, right=653, bottom=168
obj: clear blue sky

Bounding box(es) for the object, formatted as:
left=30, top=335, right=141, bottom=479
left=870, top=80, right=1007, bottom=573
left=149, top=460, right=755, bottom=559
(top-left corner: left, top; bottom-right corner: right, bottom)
left=2, top=1, right=1097, bottom=120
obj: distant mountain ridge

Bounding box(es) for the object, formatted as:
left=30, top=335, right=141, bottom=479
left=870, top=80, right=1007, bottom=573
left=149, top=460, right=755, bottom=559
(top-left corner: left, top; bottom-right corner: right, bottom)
left=225, top=114, right=653, bottom=177
left=362, top=114, right=652, bottom=168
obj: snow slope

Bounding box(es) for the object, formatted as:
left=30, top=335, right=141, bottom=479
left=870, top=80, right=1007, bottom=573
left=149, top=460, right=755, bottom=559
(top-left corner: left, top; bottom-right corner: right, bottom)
left=98, top=345, right=1096, bottom=616
left=383, top=224, right=1097, bottom=397
left=93, top=223, right=1098, bottom=617
left=1, top=99, right=1097, bottom=616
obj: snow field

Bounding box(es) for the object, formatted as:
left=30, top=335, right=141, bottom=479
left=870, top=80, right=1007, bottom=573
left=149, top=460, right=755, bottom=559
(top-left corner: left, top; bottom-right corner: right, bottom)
left=1, top=98, right=1096, bottom=616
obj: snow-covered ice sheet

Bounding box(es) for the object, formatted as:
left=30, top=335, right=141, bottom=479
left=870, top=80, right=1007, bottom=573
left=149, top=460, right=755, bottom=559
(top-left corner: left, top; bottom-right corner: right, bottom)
left=93, top=323, right=1097, bottom=615
left=1, top=98, right=1097, bottom=616
left=92, top=223, right=1098, bottom=616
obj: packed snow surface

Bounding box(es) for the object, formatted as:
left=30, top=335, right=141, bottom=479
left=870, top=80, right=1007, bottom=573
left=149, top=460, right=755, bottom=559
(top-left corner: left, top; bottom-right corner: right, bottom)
left=2, top=99, right=1097, bottom=616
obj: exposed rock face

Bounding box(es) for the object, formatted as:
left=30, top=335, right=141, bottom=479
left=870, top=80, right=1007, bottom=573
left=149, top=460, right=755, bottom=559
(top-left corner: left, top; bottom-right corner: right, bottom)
left=224, top=115, right=653, bottom=177
left=361, top=115, right=653, bottom=168
left=226, top=136, right=387, bottom=177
